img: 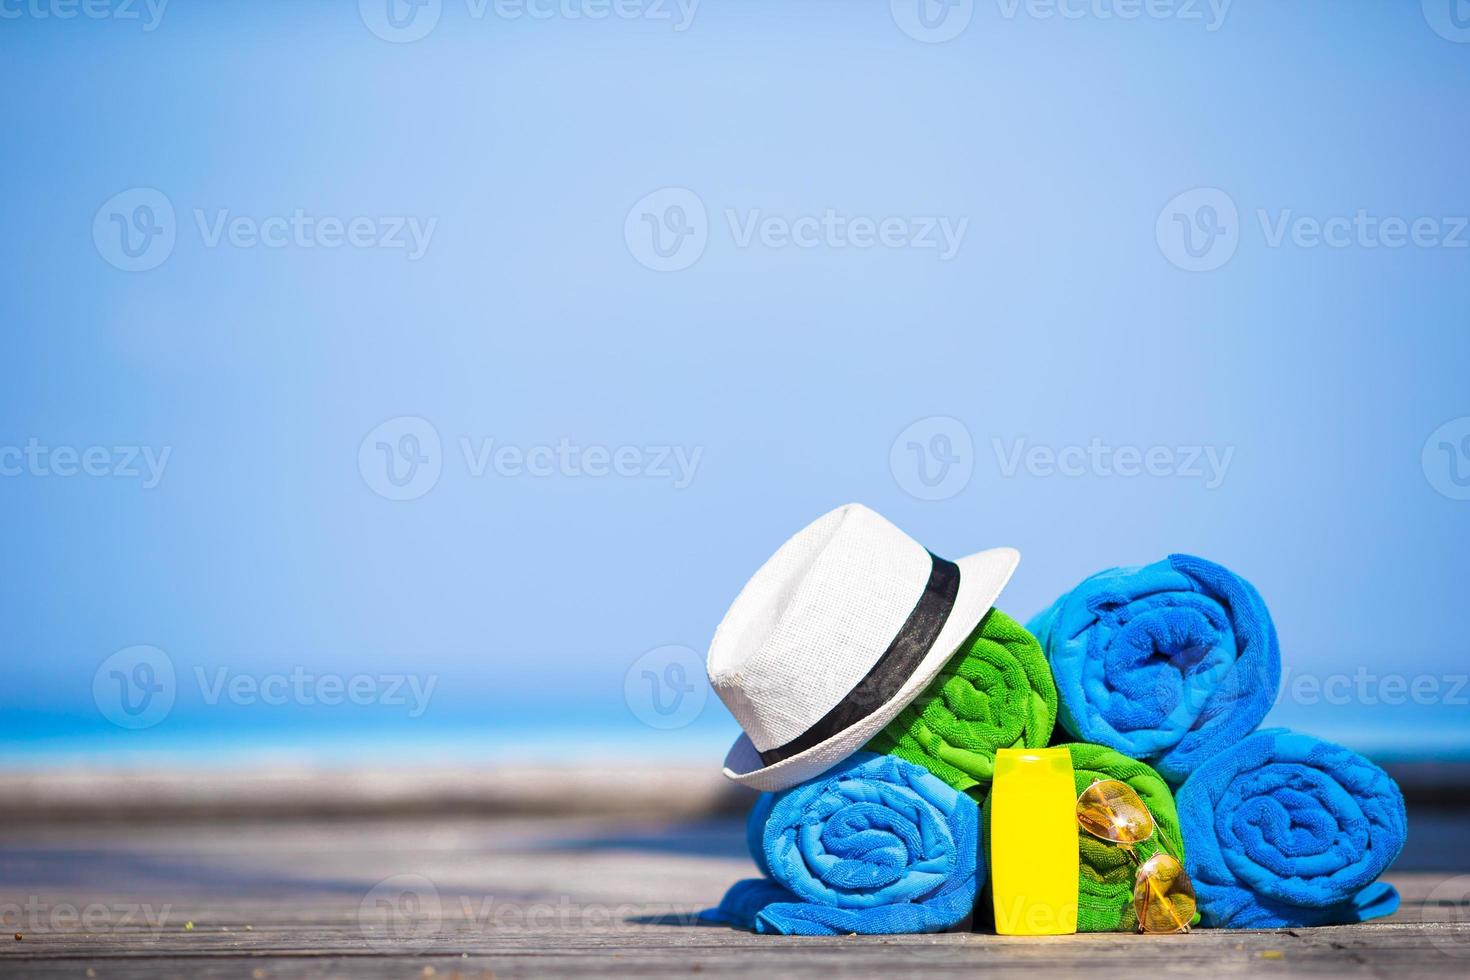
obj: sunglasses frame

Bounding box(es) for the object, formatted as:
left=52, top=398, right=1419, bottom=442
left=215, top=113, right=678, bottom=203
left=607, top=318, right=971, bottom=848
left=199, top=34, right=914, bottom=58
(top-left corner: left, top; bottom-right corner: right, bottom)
left=1075, top=778, right=1193, bottom=934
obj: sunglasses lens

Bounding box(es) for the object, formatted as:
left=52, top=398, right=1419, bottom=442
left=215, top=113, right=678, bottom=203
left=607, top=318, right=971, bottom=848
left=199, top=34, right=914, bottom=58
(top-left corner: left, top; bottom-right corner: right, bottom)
left=1133, top=853, right=1197, bottom=934
left=1077, top=779, right=1155, bottom=845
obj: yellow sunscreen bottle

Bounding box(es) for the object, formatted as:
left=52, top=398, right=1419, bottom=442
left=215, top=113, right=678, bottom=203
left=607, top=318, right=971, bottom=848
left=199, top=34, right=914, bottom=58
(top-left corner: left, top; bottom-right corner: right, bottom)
left=990, top=747, right=1079, bottom=935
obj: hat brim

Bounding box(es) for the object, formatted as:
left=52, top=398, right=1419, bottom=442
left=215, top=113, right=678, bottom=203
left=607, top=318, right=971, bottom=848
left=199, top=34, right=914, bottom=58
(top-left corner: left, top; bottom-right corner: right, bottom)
left=720, top=545, right=1021, bottom=793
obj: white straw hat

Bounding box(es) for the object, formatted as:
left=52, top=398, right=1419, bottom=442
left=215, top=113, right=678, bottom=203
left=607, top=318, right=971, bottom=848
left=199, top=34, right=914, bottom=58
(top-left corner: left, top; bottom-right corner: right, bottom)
left=706, top=503, right=1020, bottom=792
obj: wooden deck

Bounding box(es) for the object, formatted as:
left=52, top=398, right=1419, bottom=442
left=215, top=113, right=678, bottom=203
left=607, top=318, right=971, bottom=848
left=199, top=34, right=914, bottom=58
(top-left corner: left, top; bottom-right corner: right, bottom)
left=1, top=811, right=1467, bottom=979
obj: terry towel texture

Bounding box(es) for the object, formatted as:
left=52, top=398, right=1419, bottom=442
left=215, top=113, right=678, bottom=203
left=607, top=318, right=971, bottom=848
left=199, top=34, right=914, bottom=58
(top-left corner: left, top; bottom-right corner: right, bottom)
left=981, top=742, right=1187, bottom=932
left=1028, top=554, right=1281, bottom=784
left=867, top=609, right=1057, bottom=793
left=1177, top=729, right=1407, bottom=928
left=700, top=752, right=980, bottom=935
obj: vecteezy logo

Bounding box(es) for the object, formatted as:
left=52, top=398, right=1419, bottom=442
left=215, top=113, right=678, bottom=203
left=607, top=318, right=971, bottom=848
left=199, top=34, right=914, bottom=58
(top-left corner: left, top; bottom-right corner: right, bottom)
left=359, top=0, right=442, bottom=43
left=93, top=645, right=176, bottom=729
left=1423, top=0, right=1470, bottom=43
left=93, top=188, right=176, bottom=272
left=890, top=415, right=974, bottom=501
left=624, top=188, right=708, bottom=272
left=1425, top=874, right=1470, bottom=958
left=1423, top=416, right=1470, bottom=501
left=1156, top=187, right=1239, bottom=272
left=358, top=416, right=443, bottom=501
left=357, top=874, right=442, bottom=942
left=890, top=0, right=973, bottom=43
left=624, top=645, right=707, bottom=729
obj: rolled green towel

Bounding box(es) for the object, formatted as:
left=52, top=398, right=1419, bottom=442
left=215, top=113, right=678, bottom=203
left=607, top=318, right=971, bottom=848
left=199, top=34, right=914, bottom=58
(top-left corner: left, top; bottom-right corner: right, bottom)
left=983, top=743, right=1189, bottom=933
left=867, top=609, right=1057, bottom=793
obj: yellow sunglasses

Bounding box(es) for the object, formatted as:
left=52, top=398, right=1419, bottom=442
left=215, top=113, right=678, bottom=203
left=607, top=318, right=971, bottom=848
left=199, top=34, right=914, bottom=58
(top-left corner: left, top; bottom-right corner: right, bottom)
left=1076, top=779, right=1197, bottom=934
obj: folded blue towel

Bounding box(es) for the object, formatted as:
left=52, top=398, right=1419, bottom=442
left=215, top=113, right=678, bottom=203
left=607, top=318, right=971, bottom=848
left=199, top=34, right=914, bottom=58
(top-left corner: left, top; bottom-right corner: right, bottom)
left=700, top=752, right=980, bottom=935
left=1177, top=729, right=1407, bottom=928
left=1028, top=554, right=1280, bottom=784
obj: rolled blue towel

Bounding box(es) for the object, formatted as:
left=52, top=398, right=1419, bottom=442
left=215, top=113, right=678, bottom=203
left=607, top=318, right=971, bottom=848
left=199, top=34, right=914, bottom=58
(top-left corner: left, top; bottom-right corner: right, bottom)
left=1177, top=729, right=1407, bottom=928
left=700, top=752, right=980, bottom=935
left=1027, top=554, right=1280, bottom=783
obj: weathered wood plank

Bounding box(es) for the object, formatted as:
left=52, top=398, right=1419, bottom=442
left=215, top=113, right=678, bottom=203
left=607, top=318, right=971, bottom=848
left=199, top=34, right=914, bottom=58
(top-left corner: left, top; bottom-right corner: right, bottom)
left=0, top=767, right=758, bottom=822
left=0, top=816, right=1465, bottom=979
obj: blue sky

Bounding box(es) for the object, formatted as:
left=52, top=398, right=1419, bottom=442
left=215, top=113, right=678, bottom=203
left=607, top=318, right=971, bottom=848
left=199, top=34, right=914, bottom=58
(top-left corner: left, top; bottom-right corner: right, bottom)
left=2, top=1, right=1468, bottom=765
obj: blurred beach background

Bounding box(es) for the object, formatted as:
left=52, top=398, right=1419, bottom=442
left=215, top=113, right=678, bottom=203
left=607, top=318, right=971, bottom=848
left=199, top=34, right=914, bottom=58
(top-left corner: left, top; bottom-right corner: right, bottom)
left=2, top=1, right=1469, bottom=793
